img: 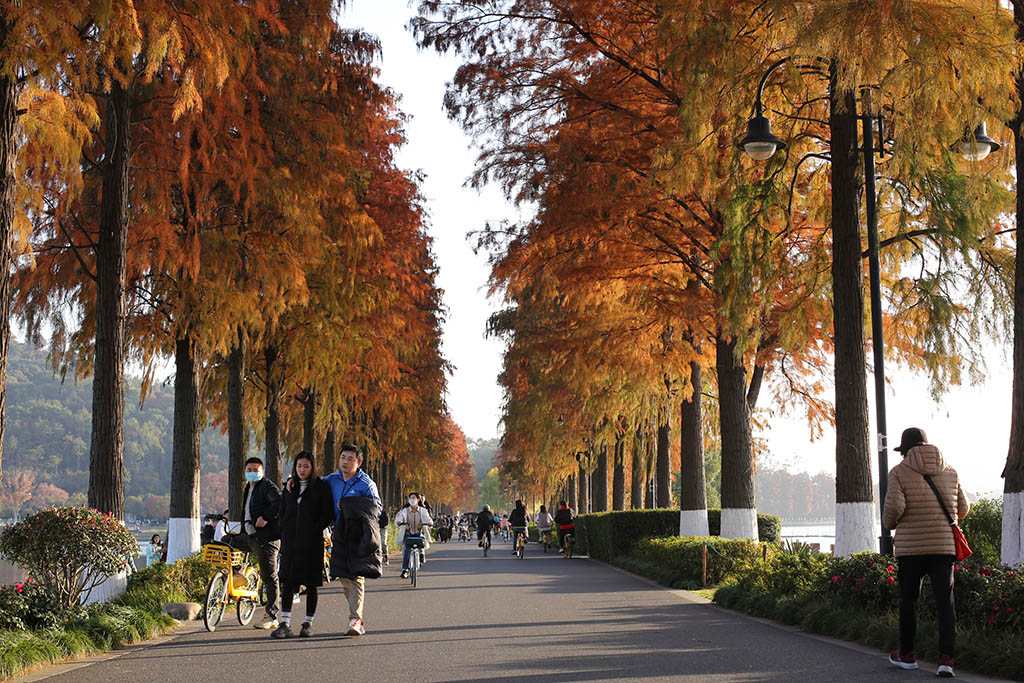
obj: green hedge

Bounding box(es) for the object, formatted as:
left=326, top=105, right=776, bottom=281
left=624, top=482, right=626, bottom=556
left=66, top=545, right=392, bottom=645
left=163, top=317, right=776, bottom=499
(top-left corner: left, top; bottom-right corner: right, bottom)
left=622, top=536, right=765, bottom=589
left=575, top=508, right=781, bottom=560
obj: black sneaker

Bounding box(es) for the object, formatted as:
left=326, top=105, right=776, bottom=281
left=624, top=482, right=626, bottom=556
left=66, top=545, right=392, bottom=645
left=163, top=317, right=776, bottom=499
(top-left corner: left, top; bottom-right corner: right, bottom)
left=270, top=623, right=292, bottom=639
left=400, top=570, right=409, bottom=579
left=299, top=622, right=313, bottom=638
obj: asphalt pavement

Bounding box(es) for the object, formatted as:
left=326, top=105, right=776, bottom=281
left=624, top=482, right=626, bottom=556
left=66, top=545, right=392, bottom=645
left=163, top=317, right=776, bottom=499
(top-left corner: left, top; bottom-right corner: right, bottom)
left=15, top=537, right=1010, bottom=682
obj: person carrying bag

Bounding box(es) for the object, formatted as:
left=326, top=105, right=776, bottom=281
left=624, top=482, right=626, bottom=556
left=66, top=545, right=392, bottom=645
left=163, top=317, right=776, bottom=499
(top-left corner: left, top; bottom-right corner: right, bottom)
left=882, top=427, right=970, bottom=678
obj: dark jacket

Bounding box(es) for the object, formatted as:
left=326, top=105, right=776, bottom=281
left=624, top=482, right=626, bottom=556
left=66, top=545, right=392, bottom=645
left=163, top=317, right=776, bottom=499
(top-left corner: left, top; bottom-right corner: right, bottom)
left=477, top=510, right=494, bottom=528
left=379, top=507, right=389, bottom=529
left=509, top=507, right=527, bottom=527
left=554, top=507, right=575, bottom=529
left=278, top=477, right=334, bottom=587
left=330, top=496, right=382, bottom=580
left=242, top=478, right=282, bottom=543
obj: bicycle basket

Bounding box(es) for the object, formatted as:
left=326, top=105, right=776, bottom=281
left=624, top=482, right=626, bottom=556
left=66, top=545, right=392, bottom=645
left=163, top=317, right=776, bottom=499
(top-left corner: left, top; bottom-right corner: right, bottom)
left=405, top=535, right=425, bottom=549
left=202, top=543, right=245, bottom=569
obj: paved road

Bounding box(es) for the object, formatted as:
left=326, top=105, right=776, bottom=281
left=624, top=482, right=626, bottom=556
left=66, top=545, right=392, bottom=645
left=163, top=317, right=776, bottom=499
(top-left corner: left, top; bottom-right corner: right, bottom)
left=19, top=539, right=1006, bottom=682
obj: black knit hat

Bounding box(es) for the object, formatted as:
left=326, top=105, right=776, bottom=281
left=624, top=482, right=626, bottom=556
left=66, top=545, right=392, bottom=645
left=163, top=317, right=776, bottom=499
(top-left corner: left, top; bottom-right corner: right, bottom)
left=894, top=427, right=928, bottom=454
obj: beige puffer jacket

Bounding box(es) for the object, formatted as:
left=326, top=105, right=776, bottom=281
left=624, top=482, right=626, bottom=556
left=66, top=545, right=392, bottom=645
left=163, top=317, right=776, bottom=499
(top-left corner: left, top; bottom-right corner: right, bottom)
left=882, top=444, right=969, bottom=557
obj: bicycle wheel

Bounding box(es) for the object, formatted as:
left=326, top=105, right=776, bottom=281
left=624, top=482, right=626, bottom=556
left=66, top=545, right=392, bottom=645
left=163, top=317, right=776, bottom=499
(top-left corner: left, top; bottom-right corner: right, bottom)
left=410, top=552, right=418, bottom=588
left=236, top=567, right=259, bottom=625
left=566, top=538, right=574, bottom=559
left=203, top=572, right=228, bottom=632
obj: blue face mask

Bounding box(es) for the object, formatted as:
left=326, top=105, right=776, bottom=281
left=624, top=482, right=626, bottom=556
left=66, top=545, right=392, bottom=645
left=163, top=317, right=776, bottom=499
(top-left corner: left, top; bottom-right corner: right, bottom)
left=245, top=471, right=263, bottom=484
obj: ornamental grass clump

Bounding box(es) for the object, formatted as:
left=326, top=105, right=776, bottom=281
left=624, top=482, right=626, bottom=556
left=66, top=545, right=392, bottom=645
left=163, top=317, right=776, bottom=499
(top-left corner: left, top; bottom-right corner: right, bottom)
left=0, top=506, right=138, bottom=608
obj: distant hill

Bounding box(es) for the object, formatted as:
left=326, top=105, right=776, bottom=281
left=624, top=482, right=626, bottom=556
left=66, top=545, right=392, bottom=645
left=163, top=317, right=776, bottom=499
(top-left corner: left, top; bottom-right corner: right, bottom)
left=2, top=341, right=244, bottom=518
left=466, top=437, right=499, bottom=482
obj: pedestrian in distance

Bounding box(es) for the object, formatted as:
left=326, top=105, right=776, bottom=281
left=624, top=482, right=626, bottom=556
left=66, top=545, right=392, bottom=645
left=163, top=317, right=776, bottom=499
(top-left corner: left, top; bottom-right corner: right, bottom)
left=883, top=427, right=969, bottom=678
left=323, top=444, right=382, bottom=637
left=213, top=509, right=229, bottom=541
left=230, top=457, right=283, bottom=630
left=272, top=451, right=335, bottom=639
left=379, top=505, right=391, bottom=567
left=145, top=534, right=163, bottom=567
left=396, top=492, right=433, bottom=578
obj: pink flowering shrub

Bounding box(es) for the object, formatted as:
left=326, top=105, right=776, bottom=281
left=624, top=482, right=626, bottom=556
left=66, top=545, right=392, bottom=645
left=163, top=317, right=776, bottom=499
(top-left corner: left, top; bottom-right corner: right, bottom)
left=0, top=578, right=64, bottom=630
left=0, top=506, right=138, bottom=608
left=816, top=553, right=1024, bottom=632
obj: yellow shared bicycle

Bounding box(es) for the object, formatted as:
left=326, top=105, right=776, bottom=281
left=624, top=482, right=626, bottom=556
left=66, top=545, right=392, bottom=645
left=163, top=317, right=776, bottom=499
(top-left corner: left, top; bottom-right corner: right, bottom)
left=201, top=542, right=263, bottom=631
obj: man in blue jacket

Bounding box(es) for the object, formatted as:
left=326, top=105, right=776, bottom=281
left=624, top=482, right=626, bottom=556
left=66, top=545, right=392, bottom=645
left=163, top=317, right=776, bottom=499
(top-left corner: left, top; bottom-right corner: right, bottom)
left=323, top=444, right=381, bottom=636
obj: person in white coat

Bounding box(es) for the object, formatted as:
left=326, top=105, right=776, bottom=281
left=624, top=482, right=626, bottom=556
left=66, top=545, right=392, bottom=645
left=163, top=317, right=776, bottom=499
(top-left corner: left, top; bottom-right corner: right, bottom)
left=395, top=492, right=432, bottom=579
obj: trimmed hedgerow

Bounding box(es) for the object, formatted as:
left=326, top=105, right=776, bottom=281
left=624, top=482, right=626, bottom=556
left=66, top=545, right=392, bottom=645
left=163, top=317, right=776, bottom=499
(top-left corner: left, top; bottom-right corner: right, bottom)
left=574, top=508, right=781, bottom=559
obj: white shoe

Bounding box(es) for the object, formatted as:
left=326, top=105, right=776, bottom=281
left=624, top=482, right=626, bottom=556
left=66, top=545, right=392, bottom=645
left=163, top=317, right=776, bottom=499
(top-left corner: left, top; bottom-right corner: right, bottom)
left=255, top=617, right=278, bottom=630
left=346, top=618, right=365, bottom=636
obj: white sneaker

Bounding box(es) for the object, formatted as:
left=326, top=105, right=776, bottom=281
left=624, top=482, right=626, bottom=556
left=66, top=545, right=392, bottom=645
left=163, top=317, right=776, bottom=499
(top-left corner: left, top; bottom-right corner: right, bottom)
left=346, top=618, right=365, bottom=636
left=255, top=617, right=279, bottom=630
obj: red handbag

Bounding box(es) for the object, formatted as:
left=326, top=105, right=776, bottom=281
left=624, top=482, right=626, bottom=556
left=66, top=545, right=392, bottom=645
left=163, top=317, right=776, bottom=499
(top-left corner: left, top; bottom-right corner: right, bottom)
left=923, top=474, right=972, bottom=561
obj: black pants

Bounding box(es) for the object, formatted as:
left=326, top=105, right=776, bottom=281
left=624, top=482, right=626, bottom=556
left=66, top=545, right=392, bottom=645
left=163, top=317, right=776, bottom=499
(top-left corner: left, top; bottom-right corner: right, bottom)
left=557, top=527, right=574, bottom=550
left=230, top=533, right=280, bottom=619
left=898, top=554, right=955, bottom=657
left=477, top=526, right=491, bottom=544
left=281, top=583, right=318, bottom=621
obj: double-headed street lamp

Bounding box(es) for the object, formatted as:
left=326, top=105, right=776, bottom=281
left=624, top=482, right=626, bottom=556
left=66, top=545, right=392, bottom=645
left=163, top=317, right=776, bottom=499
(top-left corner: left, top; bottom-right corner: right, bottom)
left=738, top=57, right=1000, bottom=555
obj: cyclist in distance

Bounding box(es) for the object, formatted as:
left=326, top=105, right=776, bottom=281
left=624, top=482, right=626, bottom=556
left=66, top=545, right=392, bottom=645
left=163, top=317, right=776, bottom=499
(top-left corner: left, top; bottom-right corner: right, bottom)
left=535, top=505, right=553, bottom=548
left=554, top=500, right=575, bottom=555
left=476, top=504, right=495, bottom=548
left=508, top=500, right=530, bottom=554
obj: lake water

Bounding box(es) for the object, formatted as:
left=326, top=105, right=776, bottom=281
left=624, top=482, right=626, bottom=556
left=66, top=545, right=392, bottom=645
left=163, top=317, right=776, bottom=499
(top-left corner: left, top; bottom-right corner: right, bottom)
left=781, top=523, right=837, bottom=552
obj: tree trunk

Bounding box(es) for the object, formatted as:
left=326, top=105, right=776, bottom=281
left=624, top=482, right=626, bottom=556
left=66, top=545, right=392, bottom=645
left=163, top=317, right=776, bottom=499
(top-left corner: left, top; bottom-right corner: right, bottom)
left=717, top=334, right=757, bottom=540
left=830, top=74, right=875, bottom=556
left=300, top=387, right=316, bottom=456
left=612, top=434, right=625, bottom=510
left=656, top=412, right=671, bottom=507
left=1004, top=7, right=1024, bottom=567
left=89, top=79, right=131, bottom=520
left=644, top=431, right=655, bottom=509
left=227, top=336, right=248, bottom=522
left=593, top=445, right=609, bottom=512
left=680, top=361, right=709, bottom=536
left=577, top=460, right=589, bottom=514
left=323, top=426, right=336, bottom=472
left=631, top=429, right=644, bottom=509
left=263, top=344, right=282, bottom=487
left=168, top=333, right=201, bottom=562
left=566, top=472, right=577, bottom=511
left=0, top=58, right=16, bottom=482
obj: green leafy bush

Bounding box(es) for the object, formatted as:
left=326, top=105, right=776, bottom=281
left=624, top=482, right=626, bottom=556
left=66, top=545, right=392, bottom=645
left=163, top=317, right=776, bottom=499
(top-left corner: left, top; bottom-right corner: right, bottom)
left=0, top=580, right=66, bottom=631
left=628, top=536, right=764, bottom=588
left=575, top=508, right=781, bottom=559
left=117, top=553, right=211, bottom=612
left=0, top=506, right=138, bottom=607
left=959, top=497, right=1001, bottom=565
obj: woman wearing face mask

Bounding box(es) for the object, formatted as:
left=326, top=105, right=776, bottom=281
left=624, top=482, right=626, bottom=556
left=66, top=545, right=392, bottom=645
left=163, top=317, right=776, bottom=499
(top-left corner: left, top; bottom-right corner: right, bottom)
left=271, top=452, right=334, bottom=639
left=395, top=492, right=433, bottom=579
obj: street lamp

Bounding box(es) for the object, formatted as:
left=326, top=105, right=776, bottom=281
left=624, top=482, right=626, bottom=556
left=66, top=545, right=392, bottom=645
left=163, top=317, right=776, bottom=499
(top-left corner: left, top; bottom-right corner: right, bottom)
left=957, top=122, right=1001, bottom=162
left=738, top=58, right=1000, bottom=556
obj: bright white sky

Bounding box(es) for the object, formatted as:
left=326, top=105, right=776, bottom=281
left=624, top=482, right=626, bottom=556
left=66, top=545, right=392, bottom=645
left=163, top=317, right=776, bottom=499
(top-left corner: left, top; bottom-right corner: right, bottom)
left=340, top=1, right=1013, bottom=497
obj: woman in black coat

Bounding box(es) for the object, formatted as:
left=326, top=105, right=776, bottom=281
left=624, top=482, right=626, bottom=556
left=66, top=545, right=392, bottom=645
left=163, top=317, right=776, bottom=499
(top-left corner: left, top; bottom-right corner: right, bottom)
left=272, top=451, right=334, bottom=639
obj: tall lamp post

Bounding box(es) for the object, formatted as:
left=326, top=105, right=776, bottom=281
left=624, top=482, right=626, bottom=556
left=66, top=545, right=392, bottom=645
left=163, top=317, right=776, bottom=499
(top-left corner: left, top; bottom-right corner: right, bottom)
left=738, top=58, right=1000, bottom=555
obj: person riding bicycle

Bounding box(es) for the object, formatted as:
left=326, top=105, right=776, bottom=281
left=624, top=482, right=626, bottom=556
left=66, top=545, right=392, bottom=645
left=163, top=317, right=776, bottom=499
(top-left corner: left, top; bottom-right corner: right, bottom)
left=535, top=505, right=553, bottom=546
left=508, top=500, right=530, bottom=554
left=554, top=500, right=575, bottom=555
left=396, top=492, right=433, bottom=579
left=476, top=505, right=494, bottom=547
left=498, top=514, right=510, bottom=540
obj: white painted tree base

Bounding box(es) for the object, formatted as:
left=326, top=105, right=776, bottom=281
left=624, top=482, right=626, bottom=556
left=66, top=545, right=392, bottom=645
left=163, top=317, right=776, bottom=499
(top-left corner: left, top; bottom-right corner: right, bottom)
left=833, top=501, right=878, bottom=557
left=720, top=508, right=758, bottom=541
left=1002, top=492, right=1024, bottom=567
left=679, top=509, right=710, bottom=537
left=84, top=571, right=127, bottom=605
left=167, top=517, right=201, bottom=565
